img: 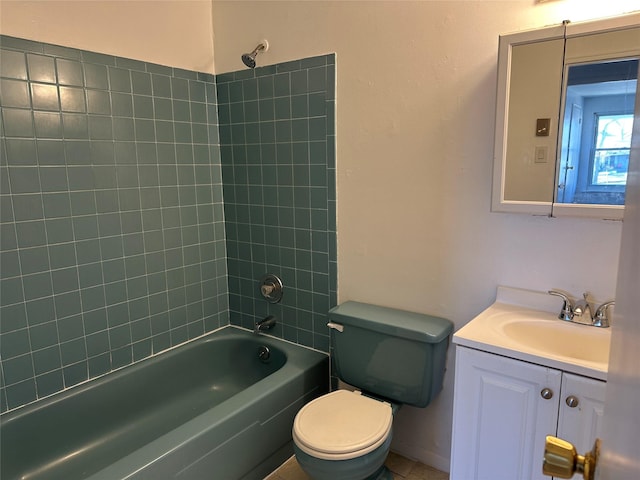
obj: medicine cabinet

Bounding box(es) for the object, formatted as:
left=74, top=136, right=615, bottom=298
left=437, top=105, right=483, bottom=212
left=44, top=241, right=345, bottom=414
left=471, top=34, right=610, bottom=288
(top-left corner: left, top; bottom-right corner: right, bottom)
left=492, top=13, right=640, bottom=220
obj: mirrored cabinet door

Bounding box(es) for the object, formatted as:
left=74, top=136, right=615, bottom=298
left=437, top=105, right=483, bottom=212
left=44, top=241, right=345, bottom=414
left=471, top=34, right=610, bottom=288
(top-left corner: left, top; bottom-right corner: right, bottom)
left=492, top=13, right=640, bottom=220
left=504, top=38, right=564, bottom=205
left=553, top=26, right=639, bottom=218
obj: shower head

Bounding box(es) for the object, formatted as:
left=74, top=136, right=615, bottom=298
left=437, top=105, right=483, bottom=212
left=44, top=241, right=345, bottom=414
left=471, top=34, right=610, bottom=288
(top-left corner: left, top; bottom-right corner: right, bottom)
left=241, top=40, right=269, bottom=69
left=241, top=52, right=258, bottom=69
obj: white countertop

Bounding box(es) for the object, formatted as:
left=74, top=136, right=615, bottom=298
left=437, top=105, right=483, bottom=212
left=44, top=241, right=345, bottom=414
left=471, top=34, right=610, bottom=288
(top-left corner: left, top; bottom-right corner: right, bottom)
left=453, top=286, right=610, bottom=380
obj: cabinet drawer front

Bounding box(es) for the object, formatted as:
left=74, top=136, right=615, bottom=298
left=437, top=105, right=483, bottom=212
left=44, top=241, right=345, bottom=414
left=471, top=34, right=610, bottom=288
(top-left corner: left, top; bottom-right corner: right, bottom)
left=450, top=347, right=561, bottom=480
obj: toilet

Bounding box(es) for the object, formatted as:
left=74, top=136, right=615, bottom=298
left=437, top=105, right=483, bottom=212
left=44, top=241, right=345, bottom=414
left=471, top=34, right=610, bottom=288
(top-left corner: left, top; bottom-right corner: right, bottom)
left=292, top=301, right=453, bottom=480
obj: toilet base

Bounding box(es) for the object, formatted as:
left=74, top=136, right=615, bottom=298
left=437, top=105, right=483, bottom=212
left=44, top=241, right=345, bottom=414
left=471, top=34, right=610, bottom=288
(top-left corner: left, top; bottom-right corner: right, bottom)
left=293, top=432, right=393, bottom=480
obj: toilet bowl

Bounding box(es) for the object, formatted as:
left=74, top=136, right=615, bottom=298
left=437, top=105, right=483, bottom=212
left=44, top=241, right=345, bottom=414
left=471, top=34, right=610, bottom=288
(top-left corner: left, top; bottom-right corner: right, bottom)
left=291, top=301, right=453, bottom=480
left=292, top=390, right=394, bottom=480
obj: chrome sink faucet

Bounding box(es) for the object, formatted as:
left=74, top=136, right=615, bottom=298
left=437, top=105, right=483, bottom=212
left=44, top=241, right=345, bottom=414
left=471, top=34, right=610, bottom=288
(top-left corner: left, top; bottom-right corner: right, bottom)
left=572, top=292, right=594, bottom=322
left=548, top=290, right=613, bottom=327
left=254, top=315, right=276, bottom=334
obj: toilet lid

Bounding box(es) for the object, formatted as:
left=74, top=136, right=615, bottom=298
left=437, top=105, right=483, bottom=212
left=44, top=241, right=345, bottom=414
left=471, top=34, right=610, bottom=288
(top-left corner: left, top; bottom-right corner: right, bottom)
left=293, top=390, right=393, bottom=461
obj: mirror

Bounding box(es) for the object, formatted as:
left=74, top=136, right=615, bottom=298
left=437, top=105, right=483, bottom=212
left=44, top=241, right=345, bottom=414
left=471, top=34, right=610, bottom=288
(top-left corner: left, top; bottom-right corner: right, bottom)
left=492, top=14, right=640, bottom=219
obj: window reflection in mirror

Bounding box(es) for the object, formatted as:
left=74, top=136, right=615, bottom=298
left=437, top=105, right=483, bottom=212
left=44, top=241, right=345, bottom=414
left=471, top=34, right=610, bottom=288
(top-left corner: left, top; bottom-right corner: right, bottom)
left=556, top=59, right=637, bottom=205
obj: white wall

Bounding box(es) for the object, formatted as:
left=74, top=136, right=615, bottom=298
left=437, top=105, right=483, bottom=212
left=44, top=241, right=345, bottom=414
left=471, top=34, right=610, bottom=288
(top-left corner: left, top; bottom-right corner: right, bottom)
left=0, top=0, right=214, bottom=73
left=213, top=0, right=637, bottom=471
left=2, top=0, right=637, bottom=472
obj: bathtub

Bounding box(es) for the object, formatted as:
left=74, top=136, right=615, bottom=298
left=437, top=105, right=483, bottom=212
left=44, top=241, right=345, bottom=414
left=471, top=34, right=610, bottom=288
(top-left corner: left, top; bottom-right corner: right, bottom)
left=1, top=326, right=329, bottom=480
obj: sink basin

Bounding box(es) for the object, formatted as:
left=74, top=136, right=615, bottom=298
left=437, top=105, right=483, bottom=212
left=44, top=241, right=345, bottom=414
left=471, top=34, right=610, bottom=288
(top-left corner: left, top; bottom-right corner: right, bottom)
left=453, top=291, right=612, bottom=379
left=501, top=319, right=610, bottom=364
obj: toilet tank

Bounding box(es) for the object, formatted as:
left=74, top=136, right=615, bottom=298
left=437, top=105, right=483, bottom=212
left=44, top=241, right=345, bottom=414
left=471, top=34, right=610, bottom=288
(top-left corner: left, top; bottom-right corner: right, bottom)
left=328, top=302, right=453, bottom=408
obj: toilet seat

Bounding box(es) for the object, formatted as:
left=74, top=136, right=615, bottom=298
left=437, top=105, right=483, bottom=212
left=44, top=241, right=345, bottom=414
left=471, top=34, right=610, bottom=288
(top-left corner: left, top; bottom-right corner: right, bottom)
left=293, top=390, right=393, bottom=461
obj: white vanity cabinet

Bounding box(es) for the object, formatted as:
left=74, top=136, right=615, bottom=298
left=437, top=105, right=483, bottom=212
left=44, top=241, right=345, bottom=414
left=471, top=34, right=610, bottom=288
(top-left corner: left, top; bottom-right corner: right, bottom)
left=450, top=346, right=605, bottom=480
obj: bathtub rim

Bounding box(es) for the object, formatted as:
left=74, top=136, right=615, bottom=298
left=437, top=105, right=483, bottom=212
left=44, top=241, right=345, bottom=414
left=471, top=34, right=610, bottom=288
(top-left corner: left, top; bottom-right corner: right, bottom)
left=0, top=324, right=328, bottom=418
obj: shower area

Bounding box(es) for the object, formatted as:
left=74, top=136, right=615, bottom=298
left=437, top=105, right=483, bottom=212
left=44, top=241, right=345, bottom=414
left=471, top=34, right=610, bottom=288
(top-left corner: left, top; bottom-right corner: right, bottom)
left=218, top=50, right=337, bottom=353
left=0, top=34, right=336, bottom=413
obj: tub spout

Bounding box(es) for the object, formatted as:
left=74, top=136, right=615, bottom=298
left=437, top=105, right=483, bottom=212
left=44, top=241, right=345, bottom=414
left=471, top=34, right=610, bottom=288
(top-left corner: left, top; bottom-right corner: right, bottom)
left=255, top=315, right=276, bottom=334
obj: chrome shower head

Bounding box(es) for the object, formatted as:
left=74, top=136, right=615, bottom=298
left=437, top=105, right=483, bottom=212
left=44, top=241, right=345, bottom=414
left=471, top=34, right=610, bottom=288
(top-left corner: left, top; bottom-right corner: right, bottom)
left=241, top=40, right=269, bottom=69
left=241, top=51, right=258, bottom=69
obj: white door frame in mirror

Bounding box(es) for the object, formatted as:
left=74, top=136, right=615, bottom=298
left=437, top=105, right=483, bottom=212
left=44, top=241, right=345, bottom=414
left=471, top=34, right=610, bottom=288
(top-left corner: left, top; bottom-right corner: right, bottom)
left=492, top=13, right=640, bottom=220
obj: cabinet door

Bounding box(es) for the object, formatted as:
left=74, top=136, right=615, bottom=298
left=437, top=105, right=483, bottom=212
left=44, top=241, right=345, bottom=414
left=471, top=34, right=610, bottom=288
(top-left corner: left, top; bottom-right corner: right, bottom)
left=557, top=373, right=606, bottom=455
left=450, top=347, right=562, bottom=480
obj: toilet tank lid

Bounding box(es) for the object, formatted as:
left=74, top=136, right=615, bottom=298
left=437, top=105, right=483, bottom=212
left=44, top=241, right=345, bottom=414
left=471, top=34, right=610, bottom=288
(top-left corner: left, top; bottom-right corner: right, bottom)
left=329, top=301, right=453, bottom=344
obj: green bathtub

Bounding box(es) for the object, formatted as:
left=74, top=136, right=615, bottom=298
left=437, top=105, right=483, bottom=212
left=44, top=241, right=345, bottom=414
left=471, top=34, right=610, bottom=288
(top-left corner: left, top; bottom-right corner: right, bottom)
left=1, top=326, right=329, bottom=480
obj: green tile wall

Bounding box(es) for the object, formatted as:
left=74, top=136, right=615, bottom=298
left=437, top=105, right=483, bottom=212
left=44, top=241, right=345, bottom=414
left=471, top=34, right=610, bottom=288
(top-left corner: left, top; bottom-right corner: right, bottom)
left=0, top=37, right=336, bottom=414
left=0, top=36, right=228, bottom=412
left=217, top=55, right=337, bottom=352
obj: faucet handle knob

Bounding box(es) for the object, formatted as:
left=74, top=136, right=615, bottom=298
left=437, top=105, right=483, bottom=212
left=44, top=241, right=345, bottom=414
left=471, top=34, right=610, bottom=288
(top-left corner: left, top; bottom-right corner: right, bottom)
left=261, top=284, right=275, bottom=296
left=548, top=290, right=574, bottom=321
left=593, top=301, right=614, bottom=328
left=260, top=274, right=283, bottom=303
left=596, top=300, right=614, bottom=312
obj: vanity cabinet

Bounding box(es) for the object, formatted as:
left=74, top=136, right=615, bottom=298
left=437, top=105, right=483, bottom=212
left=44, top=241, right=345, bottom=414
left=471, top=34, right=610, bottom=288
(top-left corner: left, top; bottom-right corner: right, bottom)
left=450, top=346, right=605, bottom=480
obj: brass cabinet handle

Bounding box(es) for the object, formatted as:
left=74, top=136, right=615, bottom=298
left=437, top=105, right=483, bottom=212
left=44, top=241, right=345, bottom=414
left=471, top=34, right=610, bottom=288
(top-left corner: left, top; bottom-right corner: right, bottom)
left=541, top=388, right=554, bottom=400
left=565, top=395, right=579, bottom=408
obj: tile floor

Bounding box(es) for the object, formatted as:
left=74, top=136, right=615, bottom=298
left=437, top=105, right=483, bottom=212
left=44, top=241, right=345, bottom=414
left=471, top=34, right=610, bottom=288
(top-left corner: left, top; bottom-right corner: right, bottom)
left=265, top=451, right=449, bottom=480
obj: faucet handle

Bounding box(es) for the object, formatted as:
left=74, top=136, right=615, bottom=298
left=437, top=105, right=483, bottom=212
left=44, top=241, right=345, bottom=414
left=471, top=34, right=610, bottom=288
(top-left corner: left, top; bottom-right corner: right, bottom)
left=593, top=301, right=614, bottom=328
left=260, top=274, right=283, bottom=303
left=548, top=290, right=575, bottom=321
